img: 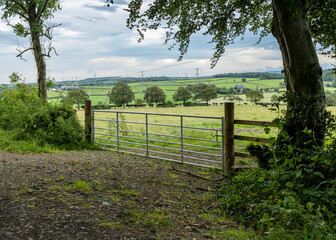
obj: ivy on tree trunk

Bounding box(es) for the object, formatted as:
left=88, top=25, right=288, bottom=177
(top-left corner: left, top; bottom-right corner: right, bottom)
left=272, top=0, right=326, bottom=146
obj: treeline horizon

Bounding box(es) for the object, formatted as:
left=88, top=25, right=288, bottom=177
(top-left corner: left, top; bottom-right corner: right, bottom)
left=2, top=69, right=334, bottom=88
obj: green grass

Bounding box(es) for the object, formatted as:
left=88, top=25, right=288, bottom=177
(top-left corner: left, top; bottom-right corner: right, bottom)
left=76, top=104, right=336, bottom=168
left=0, top=129, right=56, bottom=152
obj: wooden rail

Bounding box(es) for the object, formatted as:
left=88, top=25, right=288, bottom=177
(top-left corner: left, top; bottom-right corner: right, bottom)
left=234, top=118, right=276, bottom=160
left=234, top=119, right=276, bottom=127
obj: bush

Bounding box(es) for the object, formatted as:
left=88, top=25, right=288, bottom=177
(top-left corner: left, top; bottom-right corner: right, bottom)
left=28, top=104, right=84, bottom=145
left=218, top=143, right=336, bottom=238
left=0, top=83, right=86, bottom=149
left=92, top=104, right=113, bottom=110
left=183, top=101, right=208, bottom=106
left=217, top=106, right=336, bottom=238
left=326, top=94, right=336, bottom=106
left=157, top=100, right=176, bottom=108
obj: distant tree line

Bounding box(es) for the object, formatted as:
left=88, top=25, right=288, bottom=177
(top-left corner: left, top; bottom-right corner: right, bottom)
left=214, top=72, right=284, bottom=79
left=323, top=69, right=336, bottom=82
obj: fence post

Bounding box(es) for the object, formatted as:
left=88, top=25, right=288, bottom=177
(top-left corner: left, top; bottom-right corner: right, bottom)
left=85, top=100, right=93, bottom=143
left=116, top=112, right=119, bottom=152
left=146, top=114, right=149, bottom=157
left=181, top=116, right=184, bottom=164
left=224, top=102, right=235, bottom=175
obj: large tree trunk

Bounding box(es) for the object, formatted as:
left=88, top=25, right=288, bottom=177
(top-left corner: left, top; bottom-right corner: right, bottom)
left=28, top=5, right=47, bottom=102
left=272, top=0, right=326, bottom=146
left=31, top=31, right=47, bottom=102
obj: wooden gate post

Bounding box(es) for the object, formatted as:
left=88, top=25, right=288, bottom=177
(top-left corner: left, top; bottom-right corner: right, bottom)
left=224, top=102, right=235, bottom=175
left=85, top=100, right=93, bottom=143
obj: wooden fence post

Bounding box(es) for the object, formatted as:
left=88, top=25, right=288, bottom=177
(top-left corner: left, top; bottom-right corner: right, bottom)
left=85, top=100, right=93, bottom=143
left=224, top=102, right=235, bottom=175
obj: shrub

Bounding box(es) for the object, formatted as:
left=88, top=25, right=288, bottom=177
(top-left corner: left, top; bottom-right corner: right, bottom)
left=218, top=143, right=336, bottom=238
left=0, top=83, right=86, bottom=149
left=183, top=101, right=208, bottom=106
left=157, top=100, right=176, bottom=108
left=92, top=104, right=113, bottom=110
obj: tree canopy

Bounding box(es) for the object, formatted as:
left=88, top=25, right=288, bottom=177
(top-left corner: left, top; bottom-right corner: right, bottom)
left=193, top=84, right=217, bottom=104
left=246, top=90, right=264, bottom=105
left=0, top=0, right=61, bottom=101
left=125, top=0, right=335, bottom=67
left=173, top=86, right=192, bottom=105
left=143, top=86, right=166, bottom=106
left=108, top=81, right=135, bottom=107
left=64, top=89, right=89, bottom=110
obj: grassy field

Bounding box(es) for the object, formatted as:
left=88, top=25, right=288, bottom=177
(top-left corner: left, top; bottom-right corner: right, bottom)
left=48, top=77, right=287, bottom=105
left=49, top=76, right=336, bottom=106
left=76, top=104, right=336, bottom=168
left=77, top=105, right=280, bottom=167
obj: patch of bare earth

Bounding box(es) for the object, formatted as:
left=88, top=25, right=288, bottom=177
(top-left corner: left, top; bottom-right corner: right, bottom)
left=0, top=151, right=238, bottom=239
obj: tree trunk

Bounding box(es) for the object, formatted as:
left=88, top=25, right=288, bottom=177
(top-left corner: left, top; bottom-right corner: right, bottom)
left=28, top=6, right=47, bottom=102
left=272, top=0, right=326, bottom=146
left=32, top=32, right=47, bottom=102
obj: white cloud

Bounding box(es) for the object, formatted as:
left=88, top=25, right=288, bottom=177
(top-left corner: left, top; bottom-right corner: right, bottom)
left=128, top=29, right=166, bottom=46
left=318, top=54, right=335, bottom=65
left=0, top=22, right=10, bottom=32
left=55, top=28, right=82, bottom=38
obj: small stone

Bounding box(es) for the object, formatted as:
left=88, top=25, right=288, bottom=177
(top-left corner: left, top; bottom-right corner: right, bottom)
left=203, top=233, right=212, bottom=238
left=102, top=202, right=111, bottom=206
left=143, top=197, right=149, bottom=200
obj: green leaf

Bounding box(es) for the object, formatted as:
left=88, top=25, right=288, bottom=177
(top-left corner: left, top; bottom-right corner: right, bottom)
left=313, top=172, right=324, bottom=179
left=272, top=118, right=283, bottom=129
left=257, top=177, right=265, bottom=182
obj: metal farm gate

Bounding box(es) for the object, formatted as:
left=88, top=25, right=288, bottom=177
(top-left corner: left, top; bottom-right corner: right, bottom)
left=91, top=110, right=225, bottom=169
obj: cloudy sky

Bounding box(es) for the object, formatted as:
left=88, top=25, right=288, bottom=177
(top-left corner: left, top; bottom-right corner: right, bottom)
left=0, top=0, right=334, bottom=84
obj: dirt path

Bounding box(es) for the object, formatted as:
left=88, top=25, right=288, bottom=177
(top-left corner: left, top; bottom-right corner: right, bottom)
left=0, top=151, right=242, bottom=239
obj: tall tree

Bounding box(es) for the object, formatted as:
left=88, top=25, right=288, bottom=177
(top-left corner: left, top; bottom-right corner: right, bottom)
left=64, top=88, right=89, bottom=110
left=143, top=86, right=166, bottom=106
left=246, top=90, right=264, bottom=105
left=0, top=0, right=61, bottom=101
left=193, top=84, right=217, bottom=104
left=173, top=86, right=192, bottom=105
left=120, top=0, right=336, bottom=146
left=108, top=81, right=135, bottom=107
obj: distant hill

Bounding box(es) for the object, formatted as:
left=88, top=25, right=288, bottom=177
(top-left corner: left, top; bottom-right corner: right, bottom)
left=214, top=72, right=284, bottom=79
left=52, top=72, right=286, bottom=87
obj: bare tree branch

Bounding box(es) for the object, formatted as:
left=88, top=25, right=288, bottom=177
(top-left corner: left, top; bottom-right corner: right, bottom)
left=42, top=45, right=58, bottom=58
left=16, top=47, right=33, bottom=61
left=43, top=23, right=62, bottom=40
